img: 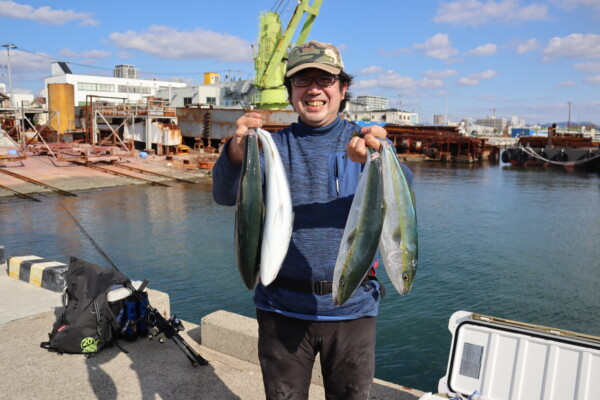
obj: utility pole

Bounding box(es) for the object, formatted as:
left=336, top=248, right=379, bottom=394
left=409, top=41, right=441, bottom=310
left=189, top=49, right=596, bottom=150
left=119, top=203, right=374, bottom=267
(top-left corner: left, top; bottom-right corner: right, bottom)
left=567, top=101, right=572, bottom=129
left=2, top=44, right=16, bottom=108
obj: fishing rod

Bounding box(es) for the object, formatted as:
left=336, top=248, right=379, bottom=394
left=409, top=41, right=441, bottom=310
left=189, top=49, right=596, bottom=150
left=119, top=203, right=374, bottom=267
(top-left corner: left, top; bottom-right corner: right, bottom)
left=60, top=203, right=209, bottom=367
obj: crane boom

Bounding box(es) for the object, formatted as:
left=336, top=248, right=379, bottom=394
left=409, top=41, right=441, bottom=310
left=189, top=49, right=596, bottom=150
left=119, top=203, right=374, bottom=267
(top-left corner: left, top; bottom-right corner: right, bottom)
left=253, top=0, right=323, bottom=110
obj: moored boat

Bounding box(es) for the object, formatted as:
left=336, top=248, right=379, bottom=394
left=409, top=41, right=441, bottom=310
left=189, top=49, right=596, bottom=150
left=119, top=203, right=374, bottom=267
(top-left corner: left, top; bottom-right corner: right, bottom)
left=501, top=126, right=600, bottom=170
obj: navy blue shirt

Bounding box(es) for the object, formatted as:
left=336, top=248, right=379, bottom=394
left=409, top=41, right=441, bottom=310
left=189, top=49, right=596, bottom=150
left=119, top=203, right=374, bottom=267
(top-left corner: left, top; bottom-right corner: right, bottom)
left=212, top=117, right=412, bottom=321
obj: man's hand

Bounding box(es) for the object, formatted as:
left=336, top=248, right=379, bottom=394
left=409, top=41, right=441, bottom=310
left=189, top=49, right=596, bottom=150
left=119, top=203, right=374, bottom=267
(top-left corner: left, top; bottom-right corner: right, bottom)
left=228, top=112, right=263, bottom=165
left=346, top=125, right=388, bottom=164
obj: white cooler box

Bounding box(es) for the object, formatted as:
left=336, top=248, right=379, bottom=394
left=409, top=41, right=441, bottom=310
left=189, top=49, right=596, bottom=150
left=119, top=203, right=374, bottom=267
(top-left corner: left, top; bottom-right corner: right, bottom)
left=419, top=311, right=600, bottom=400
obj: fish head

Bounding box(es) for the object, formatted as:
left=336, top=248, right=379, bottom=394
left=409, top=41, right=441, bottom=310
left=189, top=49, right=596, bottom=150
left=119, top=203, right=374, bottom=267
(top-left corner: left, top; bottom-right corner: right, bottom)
left=401, top=257, right=417, bottom=294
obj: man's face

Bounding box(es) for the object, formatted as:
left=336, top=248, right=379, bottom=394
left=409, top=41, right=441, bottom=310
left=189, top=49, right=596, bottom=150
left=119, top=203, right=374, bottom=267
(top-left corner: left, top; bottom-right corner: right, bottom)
left=290, top=68, right=348, bottom=127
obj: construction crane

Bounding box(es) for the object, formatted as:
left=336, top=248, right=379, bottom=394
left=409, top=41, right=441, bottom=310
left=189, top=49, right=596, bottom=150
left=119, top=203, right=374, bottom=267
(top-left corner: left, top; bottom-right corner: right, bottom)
left=253, top=0, right=323, bottom=110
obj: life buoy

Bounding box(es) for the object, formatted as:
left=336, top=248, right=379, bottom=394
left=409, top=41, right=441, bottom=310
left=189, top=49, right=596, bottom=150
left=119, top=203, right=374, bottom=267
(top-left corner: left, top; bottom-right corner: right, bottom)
left=501, top=150, right=512, bottom=163
left=516, top=151, right=530, bottom=164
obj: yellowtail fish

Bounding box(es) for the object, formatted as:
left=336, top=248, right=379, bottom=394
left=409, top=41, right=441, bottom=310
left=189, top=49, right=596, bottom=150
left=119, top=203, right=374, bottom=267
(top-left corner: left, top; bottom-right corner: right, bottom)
left=332, top=149, right=386, bottom=306
left=379, top=141, right=418, bottom=295
left=256, top=128, right=294, bottom=286
left=234, top=130, right=263, bottom=289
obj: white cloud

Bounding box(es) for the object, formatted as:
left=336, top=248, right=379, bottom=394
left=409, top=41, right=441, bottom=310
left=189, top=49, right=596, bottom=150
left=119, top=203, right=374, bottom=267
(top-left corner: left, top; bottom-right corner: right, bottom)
left=0, top=49, right=52, bottom=75
left=0, top=1, right=98, bottom=26
left=584, top=75, right=600, bottom=85
left=516, top=38, right=540, bottom=54
left=58, top=48, right=111, bottom=59
left=557, top=81, right=577, bottom=86
left=457, top=69, right=498, bottom=85
left=433, top=0, right=549, bottom=26
left=413, top=33, right=458, bottom=60
left=542, top=33, right=600, bottom=60
left=466, top=43, right=498, bottom=56
left=574, top=61, right=600, bottom=73
left=354, top=69, right=445, bottom=93
left=360, top=66, right=384, bottom=75
left=109, top=25, right=253, bottom=62
left=478, top=70, right=498, bottom=79
left=423, top=69, right=459, bottom=79
left=458, top=77, right=479, bottom=85
left=420, top=78, right=445, bottom=89
left=355, top=70, right=417, bottom=91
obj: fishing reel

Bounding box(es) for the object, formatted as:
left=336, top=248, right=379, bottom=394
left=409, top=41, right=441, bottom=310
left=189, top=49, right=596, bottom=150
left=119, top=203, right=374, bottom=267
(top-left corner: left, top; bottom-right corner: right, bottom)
left=148, top=314, right=185, bottom=343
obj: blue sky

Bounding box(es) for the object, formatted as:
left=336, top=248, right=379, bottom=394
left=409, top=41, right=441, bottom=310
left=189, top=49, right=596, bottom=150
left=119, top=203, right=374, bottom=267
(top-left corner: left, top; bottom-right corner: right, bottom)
left=1, top=0, right=599, bottom=125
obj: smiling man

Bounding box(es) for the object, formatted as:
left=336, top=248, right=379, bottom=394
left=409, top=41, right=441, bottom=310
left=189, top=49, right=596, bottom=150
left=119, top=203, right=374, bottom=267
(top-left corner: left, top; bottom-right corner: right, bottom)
left=212, top=41, right=394, bottom=399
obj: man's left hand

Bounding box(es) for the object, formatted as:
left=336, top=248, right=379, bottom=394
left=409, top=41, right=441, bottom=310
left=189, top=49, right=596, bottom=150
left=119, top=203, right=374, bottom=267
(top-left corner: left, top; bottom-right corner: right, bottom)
left=346, top=125, right=388, bottom=163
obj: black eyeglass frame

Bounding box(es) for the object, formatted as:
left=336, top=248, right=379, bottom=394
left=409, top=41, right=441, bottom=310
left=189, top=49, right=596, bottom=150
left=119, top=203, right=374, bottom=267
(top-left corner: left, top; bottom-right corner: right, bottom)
left=290, top=75, right=339, bottom=88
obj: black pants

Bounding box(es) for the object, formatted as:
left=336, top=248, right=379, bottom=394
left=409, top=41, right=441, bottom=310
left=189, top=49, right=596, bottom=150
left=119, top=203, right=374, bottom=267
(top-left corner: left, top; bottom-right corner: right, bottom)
left=256, top=308, right=376, bottom=400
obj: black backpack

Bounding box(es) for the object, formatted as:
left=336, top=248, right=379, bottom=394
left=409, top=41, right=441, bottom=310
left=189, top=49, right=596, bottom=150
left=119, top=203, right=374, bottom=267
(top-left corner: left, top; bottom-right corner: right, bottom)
left=41, top=256, right=129, bottom=354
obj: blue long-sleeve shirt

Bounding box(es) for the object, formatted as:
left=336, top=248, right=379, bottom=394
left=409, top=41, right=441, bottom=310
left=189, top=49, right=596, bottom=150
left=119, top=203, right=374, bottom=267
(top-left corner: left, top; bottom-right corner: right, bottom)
left=212, top=117, right=411, bottom=321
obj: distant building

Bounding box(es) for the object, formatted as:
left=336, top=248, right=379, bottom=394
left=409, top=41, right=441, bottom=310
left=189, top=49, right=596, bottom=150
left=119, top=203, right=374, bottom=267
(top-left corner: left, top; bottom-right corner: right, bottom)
left=113, top=64, right=139, bottom=79
left=343, top=108, right=419, bottom=125
left=0, top=82, right=35, bottom=109
left=159, top=73, right=257, bottom=108
left=44, top=62, right=186, bottom=106
left=510, top=116, right=525, bottom=128
left=354, top=95, right=389, bottom=110
left=475, top=116, right=507, bottom=132
left=433, top=114, right=445, bottom=125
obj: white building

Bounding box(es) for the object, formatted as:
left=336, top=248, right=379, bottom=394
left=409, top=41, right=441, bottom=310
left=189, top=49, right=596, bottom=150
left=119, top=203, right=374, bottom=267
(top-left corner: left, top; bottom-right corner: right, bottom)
left=354, top=95, right=389, bottom=110
left=43, top=62, right=187, bottom=106
left=0, top=82, right=36, bottom=109
left=343, top=108, right=419, bottom=125
left=113, top=64, right=139, bottom=79
left=475, top=116, right=507, bottom=132
left=158, top=74, right=257, bottom=109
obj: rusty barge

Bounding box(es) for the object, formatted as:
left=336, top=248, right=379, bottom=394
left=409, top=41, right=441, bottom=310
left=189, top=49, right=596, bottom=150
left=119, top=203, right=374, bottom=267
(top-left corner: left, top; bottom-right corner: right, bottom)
left=176, top=107, right=501, bottom=163
left=501, top=126, right=600, bottom=170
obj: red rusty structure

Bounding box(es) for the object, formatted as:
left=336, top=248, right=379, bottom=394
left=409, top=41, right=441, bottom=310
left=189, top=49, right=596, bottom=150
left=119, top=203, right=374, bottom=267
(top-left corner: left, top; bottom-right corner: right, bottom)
left=384, top=124, right=496, bottom=163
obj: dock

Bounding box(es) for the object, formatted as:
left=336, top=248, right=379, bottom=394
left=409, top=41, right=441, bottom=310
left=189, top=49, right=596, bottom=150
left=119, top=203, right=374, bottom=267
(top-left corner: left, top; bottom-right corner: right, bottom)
left=0, top=262, right=424, bottom=400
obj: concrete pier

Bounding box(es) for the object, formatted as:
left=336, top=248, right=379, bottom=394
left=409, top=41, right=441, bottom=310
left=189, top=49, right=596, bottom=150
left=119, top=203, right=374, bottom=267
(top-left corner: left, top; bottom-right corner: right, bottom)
left=0, top=274, right=424, bottom=400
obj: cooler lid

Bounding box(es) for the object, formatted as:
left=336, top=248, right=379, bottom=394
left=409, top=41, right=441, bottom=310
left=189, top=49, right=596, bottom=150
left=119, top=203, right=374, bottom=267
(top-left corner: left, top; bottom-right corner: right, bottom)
left=438, top=311, right=600, bottom=400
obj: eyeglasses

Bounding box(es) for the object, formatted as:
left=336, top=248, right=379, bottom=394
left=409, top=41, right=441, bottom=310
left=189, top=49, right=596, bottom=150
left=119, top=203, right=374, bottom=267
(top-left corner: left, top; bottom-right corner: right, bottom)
left=290, top=75, right=339, bottom=88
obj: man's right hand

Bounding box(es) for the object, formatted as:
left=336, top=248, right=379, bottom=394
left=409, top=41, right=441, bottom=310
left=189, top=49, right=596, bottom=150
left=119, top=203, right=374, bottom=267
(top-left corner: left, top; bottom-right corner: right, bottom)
left=228, top=112, right=263, bottom=165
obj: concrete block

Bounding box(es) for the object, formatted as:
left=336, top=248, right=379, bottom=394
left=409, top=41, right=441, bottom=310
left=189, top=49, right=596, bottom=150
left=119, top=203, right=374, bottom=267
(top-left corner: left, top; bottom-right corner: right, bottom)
left=200, top=310, right=323, bottom=386
left=7, top=255, right=67, bottom=292
left=201, top=310, right=259, bottom=366
left=147, top=288, right=170, bottom=321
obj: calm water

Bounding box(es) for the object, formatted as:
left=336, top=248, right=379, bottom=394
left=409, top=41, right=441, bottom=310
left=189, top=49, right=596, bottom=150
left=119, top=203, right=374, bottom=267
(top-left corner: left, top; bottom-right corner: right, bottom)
left=1, top=163, right=600, bottom=391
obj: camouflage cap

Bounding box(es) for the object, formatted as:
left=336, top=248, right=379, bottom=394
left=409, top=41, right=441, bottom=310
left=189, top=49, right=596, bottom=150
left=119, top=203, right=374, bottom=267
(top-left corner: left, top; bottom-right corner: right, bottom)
left=286, top=40, right=344, bottom=77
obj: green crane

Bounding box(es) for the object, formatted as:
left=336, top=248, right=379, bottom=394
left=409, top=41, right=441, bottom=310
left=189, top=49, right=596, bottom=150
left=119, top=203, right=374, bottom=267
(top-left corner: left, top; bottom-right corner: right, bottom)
left=253, top=0, right=323, bottom=110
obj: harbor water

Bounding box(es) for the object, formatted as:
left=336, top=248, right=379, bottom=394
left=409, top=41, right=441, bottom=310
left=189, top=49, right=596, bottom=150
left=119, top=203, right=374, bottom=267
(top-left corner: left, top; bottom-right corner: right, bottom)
left=1, top=162, right=600, bottom=392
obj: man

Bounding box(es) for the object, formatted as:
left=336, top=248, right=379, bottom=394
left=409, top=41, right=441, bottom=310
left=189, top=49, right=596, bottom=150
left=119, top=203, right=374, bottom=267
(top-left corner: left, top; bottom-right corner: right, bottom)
left=212, top=41, right=395, bottom=399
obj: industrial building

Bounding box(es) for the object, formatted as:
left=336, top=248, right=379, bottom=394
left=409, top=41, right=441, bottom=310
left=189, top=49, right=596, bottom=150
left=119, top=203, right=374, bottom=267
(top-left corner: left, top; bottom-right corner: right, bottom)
left=343, top=106, right=419, bottom=125
left=158, top=73, right=258, bottom=109
left=43, top=62, right=187, bottom=107
left=354, top=95, right=389, bottom=110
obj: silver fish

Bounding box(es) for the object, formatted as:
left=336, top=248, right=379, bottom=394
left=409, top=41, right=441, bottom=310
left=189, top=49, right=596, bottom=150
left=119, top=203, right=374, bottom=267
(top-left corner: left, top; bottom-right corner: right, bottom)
left=332, top=150, right=386, bottom=306
left=234, top=130, right=263, bottom=289
left=379, top=141, right=418, bottom=295
left=256, top=128, right=294, bottom=286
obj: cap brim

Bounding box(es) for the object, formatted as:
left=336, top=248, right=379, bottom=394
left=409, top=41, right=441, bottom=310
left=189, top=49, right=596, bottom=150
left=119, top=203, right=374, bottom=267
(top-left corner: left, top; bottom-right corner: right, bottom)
left=286, top=63, right=342, bottom=77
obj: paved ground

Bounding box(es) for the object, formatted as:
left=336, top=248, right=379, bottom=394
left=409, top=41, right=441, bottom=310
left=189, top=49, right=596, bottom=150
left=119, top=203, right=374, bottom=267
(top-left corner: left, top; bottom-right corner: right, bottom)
left=0, top=275, right=425, bottom=400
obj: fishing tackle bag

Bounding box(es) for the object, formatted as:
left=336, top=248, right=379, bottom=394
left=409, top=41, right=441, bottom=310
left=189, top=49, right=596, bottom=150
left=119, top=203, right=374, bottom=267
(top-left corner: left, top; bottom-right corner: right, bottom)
left=40, top=256, right=129, bottom=354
